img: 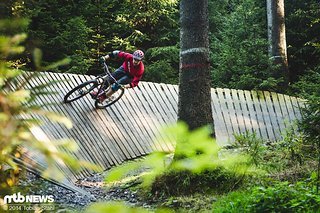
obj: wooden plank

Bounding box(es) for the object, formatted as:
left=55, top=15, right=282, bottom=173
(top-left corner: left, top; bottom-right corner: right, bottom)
left=283, top=94, right=298, bottom=125
left=139, top=83, right=175, bottom=146
left=160, top=83, right=178, bottom=113
left=132, top=84, right=176, bottom=150
left=277, top=93, right=291, bottom=128
left=152, top=83, right=177, bottom=123
left=124, top=88, right=159, bottom=151
left=297, top=97, right=307, bottom=113
left=223, top=88, right=240, bottom=135
left=106, top=102, right=146, bottom=156
left=48, top=73, right=117, bottom=167
left=290, top=96, right=303, bottom=120
left=94, top=107, right=139, bottom=160
left=231, top=89, right=247, bottom=134
left=129, top=93, right=159, bottom=149
left=216, top=88, right=235, bottom=142
left=141, top=83, right=168, bottom=124
left=17, top=73, right=93, bottom=178
left=85, top=103, right=138, bottom=161
left=264, top=91, right=281, bottom=139
left=143, top=83, right=176, bottom=149
left=105, top=96, right=149, bottom=157
left=249, top=90, right=269, bottom=139
left=54, top=73, right=125, bottom=169
left=59, top=72, right=128, bottom=163
left=256, top=91, right=275, bottom=141
left=119, top=91, right=153, bottom=154
left=146, top=84, right=176, bottom=150
left=270, top=92, right=286, bottom=135
left=107, top=95, right=149, bottom=155
left=169, top=83, right=179, bottom=102
left=237, top=90, right=255, bottom=133
left=211, top=89, right=230, bottom=145
left=133, top=83, right=172, bottom=151
left=244, top=90, right=267, bottom=138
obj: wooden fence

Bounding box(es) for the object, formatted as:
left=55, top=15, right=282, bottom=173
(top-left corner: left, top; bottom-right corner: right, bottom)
left=16, top=71, right=305, bottom=194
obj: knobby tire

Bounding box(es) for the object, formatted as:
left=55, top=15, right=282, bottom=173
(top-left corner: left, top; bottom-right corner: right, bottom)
left=94, top=87, right=125, bottom=109
left=63, top=80, right=97, bottom=103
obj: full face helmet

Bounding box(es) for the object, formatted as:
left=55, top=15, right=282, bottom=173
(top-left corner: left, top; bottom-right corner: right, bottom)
left=133, top=50, right=144, bottom=61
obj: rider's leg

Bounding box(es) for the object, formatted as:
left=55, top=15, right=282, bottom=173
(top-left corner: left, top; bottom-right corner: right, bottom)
left=105, top=75, right=133, bottom=99
left=90, top=66, right=126, bottom=98
left=103, top=66, right=126, bottom=90
left=103, top=66, right=127, bottom=97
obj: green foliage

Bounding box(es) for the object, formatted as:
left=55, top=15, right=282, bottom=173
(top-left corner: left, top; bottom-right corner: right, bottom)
left=144, top=60, right=177, bottom=84
left=84, top=201, right=149, bottom=213
left=3, top=0, right=319, bottom=88
left=292, top=70, right=320, bottom=98
left=22, top=0, right=179, bottom=77
left=171, top=123, right=252, bottom=174
left=210, top=0, right=284, bottom=91
left=212, top=180, right=320, bottom=213
left=66, top=54, right=92, bottom=74
left=0, top=19, right=101, bottom=205
left=299, top=96, right=320, bottom=148
left=150, top=168, right=245, bottom=197
left=144, top=46, right=179, bottom=84
left=291, top=69, right=320, bottom=186
left=59, top=17, right=91, bottom=55
left=105, top=0, right=179, bottom=47
left=265, top=126, right=314, bottom=181
left=105, top=122, right=258, bottom=198
left=286, top=0, right=320, bottom=82
left=233, top=131, right=266, bottom=166
left=279, top=127, right=305, bottom=165
left=231, top=125, right=317, bottom=182
left=0, top=19, right=29, bottom=35
left=84, top=201, right=172, bottom=213
left=161, top=194, right=216, bottom=212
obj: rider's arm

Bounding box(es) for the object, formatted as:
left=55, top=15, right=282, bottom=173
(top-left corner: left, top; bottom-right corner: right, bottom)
left=108, top=50, right=120, bottom=58
left=101, top=50, right=120, bottom=60
left=103, top=50, right=132, bottom=61
left=130, top=74, right=143, bottom=88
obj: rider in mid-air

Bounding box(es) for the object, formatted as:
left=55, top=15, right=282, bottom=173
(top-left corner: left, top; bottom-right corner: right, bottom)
left=91, top=49, right=145, bottom=101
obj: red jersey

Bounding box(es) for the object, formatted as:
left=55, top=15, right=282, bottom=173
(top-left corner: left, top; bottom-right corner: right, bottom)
left=118, top=51, right=144, bottom=87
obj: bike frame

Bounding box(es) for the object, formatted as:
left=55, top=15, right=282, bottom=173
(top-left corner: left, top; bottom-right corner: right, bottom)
left=95, top=62, right=119, bottom=95
left=63, top=61, right=125, bottom=108
left=94, top=61, right=127, bottom=101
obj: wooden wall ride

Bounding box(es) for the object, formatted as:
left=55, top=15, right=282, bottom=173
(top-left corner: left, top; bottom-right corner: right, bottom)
left=16, top=72, right=305, bottom=194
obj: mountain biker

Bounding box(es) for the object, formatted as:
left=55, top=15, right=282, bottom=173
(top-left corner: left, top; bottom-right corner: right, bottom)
left=91, top=49, right=145, bottom=101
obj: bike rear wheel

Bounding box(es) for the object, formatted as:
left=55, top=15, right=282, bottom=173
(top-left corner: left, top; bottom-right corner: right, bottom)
left=94, top=86, right=125, bottom=109
left=64, top=80, right=97, bottom=103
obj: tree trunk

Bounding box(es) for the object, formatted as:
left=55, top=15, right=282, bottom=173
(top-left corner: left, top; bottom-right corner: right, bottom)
left=178, top=0, right=214, bottom=131
left=266, top=0, right=289, bottom=86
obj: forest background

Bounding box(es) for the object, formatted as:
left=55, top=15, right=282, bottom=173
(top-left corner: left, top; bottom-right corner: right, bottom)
left=1, top=0, right=319, bottom=94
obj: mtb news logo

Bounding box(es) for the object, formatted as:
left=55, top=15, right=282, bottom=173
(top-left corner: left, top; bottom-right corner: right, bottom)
left=3, top=192, right=54, bottom=204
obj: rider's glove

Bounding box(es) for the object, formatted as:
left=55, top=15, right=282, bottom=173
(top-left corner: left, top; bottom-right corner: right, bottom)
left=99, top=56, right=105, bottom=64
left=111, top=83, right=122, bottom=91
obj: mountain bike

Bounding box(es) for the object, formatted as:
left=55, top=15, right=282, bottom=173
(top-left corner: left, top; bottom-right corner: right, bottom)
left=63, top=62, right=125, bottom=109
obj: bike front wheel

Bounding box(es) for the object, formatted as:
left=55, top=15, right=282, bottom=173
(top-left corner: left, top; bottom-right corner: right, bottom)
left=94, top=86, right=125, bottom=109
left=64, top=79, right=97, bottom=103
